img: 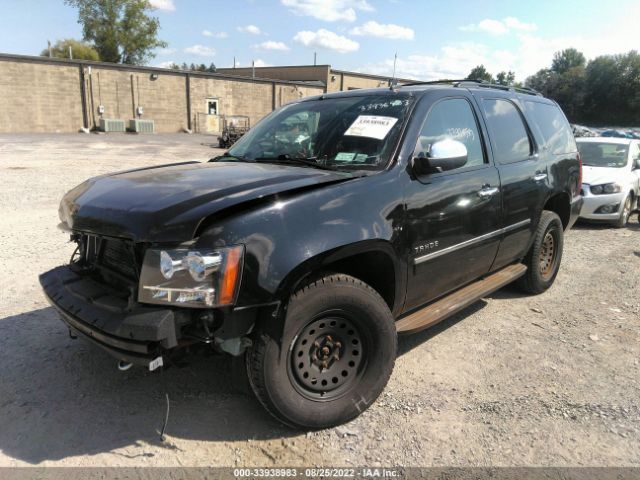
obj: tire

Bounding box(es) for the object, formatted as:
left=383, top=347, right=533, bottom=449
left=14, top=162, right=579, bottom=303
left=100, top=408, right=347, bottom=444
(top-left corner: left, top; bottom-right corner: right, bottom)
left=613, top=194, right=632, bottom=229
left=246, top=274, right=397, bottom=429
left=518, top=210, right=564, bottom=295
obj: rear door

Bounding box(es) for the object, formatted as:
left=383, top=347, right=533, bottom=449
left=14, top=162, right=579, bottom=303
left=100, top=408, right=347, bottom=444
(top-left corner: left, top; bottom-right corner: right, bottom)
left=475, top=95, right=545, bottom=268
left=403, top=93, right=502, bottom=312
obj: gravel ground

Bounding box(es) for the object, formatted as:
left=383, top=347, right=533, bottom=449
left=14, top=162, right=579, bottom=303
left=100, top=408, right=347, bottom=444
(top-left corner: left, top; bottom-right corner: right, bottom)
left=0, top=133, right=639, bottom=467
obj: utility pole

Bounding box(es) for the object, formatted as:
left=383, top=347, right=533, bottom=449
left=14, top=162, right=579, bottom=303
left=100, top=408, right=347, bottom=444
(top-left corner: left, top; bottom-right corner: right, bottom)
left=252, top=60, right=255, bottom=78
left=47, top=40, right=52, bottom=58
left=314, top=52, right=317, bottom=66
left=233, top=56, right=236, bottom=68
left=391, top=52, right=397, bottom=86
left=69, top=45, right=73, bottom=60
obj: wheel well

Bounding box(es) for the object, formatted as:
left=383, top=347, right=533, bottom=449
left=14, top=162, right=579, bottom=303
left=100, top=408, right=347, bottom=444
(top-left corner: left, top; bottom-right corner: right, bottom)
left=544, top=193, right=571, bottom=229
left=320, top=250, right=396, bottom=312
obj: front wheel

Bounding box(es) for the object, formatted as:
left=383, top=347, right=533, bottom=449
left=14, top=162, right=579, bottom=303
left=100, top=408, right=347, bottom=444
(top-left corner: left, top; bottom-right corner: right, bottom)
left=246, top=274, right=397, bottom=429
left=613, top=195, right=632, bottom=228
left=518, top=210, right=564, bottom=294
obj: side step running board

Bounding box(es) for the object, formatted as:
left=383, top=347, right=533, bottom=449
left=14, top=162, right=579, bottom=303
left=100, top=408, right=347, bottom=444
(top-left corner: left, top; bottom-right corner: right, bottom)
left=396, top=263, right=527, bottom=334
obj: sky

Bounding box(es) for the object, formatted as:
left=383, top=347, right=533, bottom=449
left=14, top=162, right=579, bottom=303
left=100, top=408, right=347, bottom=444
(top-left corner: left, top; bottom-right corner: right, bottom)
left=1, top=0, right=639, bottom=81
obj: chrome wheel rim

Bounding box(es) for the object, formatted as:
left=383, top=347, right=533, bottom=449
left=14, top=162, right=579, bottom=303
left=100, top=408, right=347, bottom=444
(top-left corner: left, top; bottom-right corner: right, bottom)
left=621, top=197, right=631, bottom=225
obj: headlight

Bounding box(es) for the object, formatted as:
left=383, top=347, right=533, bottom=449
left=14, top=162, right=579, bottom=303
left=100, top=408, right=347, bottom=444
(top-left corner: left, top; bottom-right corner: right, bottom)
left=591, top=183, right=621, bottom=195
left=138, top=245, right=244, bottom=308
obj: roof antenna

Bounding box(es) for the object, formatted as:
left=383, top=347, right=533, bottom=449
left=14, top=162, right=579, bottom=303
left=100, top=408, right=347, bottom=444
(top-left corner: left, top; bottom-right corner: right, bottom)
left=390, top=52, right=397, bottom=89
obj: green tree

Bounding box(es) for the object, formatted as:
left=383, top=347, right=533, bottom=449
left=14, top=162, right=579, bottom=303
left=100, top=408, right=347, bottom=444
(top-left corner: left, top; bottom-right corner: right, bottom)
left=584, top=51, right=640, bottom=125
left=524, top=68, right=553, bottom=93
left=525, top=49, right=588, bottom=123
left=466, top=65, right=493, bottom=83
left=40, top=38, right=100, bottom=61
left=551, top=48, right=586, bottom=74
left=554, top=66, right=586, bottom=121
left=207, top=62, right=217, bottom=73
left=495, top=70, right=515, bottom=86
left=525, top=48, right=640, bottom=125
left=612, top=51, right=640, bottom=124
left=65, top=0, right=167, bottom=65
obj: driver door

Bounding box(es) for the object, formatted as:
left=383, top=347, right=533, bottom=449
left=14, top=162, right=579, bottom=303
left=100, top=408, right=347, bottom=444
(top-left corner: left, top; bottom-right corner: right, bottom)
left=404, top=95, right=502, bottom=312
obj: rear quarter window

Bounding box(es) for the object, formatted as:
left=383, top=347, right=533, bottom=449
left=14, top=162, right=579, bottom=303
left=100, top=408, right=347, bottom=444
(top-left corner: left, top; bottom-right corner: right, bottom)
left=525, top=101, right=577, bottom=155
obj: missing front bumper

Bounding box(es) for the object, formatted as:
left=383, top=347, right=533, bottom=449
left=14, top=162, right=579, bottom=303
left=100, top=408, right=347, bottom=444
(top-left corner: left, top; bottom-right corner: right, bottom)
left=39, top=265, right=183, bottom=367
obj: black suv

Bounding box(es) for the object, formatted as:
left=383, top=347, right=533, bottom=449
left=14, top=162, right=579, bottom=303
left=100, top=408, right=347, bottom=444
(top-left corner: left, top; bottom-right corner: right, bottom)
left=40, top=81, right=583, bottom=428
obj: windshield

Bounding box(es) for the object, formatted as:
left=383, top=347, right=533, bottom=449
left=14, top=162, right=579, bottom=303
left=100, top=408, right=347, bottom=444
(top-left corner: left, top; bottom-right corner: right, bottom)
left=577, top=142, right=629, bottom=168
left=226, top=94, right=414, bottom=171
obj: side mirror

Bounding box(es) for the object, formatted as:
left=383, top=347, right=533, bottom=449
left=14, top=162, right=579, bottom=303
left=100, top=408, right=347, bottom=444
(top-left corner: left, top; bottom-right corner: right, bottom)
left=413, top=139, right=468, bottom=175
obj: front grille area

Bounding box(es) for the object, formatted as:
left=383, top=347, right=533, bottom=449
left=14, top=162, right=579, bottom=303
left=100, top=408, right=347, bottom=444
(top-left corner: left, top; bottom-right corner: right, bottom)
left=101, top=239, right=138, bottom=279
left=75, top=234, right=142, bottom=284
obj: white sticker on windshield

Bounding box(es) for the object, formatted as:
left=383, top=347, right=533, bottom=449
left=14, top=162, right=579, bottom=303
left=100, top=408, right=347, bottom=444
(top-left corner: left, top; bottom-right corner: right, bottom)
left=344, top=115, right=398, bottom=140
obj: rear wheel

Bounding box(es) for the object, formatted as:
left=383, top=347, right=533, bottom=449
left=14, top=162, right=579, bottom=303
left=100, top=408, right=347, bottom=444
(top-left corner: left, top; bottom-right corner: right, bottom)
left=613, top=195, right=632, bottom=228
left=246, top=274, right=396, bottom=429
left=518, top=210, right=564, bottom=294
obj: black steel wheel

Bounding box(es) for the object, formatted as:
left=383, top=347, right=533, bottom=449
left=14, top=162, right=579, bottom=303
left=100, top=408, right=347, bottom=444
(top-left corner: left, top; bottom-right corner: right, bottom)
left=246, top=274, right=396, bottom=429
left=289, top=314, right=365, bottom=400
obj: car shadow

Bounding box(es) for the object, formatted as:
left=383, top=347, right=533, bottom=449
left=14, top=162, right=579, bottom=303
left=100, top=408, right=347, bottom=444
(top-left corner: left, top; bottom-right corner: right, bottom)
left=0, top=307, right=292, bottom=464
left=572, top=218, right=640, bottom=231
left=571, top=220, right=615, bottom=231
left=397, top=300, right=487, bottom=356
left=0, top=293, right=507, bottom=463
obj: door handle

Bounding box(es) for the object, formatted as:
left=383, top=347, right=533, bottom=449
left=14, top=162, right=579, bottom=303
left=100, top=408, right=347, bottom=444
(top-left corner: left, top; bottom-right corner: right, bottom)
left=533, top=173, right=548, bottom=181
left=478, top=187, right=499, bottom=198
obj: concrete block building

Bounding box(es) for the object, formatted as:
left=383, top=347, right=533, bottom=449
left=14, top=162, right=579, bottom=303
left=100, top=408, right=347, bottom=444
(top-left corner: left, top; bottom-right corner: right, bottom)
left=216, top=64, right=414, bottom=93
left=0, top=54, right=324, bottom=134
left=0, top=54, right=415, bottom=134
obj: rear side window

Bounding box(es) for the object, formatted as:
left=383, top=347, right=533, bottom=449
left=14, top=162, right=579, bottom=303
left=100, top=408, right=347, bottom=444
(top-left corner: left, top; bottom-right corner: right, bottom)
left=482, top=99, right=532, bottom=164
left=525, top=101, right=576, bottom=155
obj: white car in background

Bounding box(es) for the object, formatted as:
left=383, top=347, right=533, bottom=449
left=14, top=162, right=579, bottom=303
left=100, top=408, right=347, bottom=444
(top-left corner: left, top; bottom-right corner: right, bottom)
left=577, top=137, right=640, bottom=227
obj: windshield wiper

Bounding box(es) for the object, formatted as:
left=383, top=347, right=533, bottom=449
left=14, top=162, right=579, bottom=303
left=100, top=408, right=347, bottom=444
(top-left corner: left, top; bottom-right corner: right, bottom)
left=210, top=154, right=249, bottom=163
left=254, top=155, right=339, bottom=171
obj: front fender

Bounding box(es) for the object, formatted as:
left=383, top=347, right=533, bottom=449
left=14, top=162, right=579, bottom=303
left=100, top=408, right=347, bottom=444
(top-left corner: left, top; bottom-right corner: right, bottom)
left=194, top=171, right=407, bottom=310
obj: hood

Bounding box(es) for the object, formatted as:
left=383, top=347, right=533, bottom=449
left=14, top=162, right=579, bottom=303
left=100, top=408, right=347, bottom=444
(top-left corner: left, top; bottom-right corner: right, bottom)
left=59, top=161, right=352, bottom=242
left=582, top=165, right=629, bottom=186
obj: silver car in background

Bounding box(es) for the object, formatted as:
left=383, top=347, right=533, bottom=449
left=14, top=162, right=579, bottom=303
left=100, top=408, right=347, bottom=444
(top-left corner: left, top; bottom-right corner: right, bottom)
left=577, top=137, right=640, bottom=227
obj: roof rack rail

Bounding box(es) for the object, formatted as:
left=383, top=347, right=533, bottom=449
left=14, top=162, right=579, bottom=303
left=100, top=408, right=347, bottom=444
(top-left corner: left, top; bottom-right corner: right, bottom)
left=399, top=79, right=484, bottom=87
left=458, top=81, right=542, bottom=96
left=398, top=79, right=542, bottom=96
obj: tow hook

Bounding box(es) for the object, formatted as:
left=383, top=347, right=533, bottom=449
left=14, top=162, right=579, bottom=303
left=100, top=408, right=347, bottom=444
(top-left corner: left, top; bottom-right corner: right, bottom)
left=117, top=360, right=133, bottom=371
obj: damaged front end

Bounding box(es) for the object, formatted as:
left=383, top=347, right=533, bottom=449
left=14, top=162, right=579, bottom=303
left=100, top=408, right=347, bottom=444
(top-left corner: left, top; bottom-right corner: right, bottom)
left=39, top=233, right=257, bottom=371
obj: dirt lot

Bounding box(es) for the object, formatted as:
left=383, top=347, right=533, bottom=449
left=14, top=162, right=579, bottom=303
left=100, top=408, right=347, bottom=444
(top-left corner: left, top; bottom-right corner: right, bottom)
left=0, top=133, right=639, bottom=467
